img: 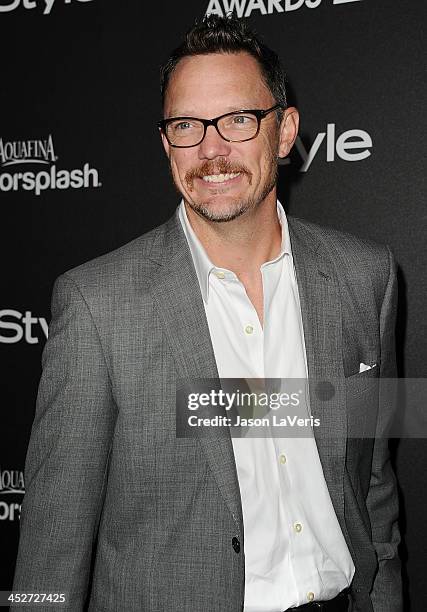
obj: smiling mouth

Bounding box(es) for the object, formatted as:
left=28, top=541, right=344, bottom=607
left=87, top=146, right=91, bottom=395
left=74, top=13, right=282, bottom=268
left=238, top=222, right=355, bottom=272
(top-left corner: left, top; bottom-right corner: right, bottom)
left=201, top=172, right=241, bottom=184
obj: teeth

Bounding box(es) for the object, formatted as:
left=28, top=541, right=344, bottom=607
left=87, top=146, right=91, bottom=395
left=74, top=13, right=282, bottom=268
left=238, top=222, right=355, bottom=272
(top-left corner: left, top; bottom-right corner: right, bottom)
left=202, top=172, right=240, bottom=183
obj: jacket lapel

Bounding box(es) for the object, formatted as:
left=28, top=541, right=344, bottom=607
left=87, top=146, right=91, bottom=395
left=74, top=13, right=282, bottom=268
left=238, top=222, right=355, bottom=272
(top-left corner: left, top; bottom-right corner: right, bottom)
left=147, top=212, right=243, bottom=533
left=288, top=217, right=347, bottom=528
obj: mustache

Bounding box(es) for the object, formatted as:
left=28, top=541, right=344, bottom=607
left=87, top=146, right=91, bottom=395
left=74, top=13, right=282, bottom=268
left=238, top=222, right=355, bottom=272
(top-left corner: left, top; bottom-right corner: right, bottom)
left=185, top=159, right=252, bottom=190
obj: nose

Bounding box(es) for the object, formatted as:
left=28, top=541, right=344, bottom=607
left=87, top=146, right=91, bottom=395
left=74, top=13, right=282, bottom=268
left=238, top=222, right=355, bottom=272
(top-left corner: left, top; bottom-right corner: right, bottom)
left=198, top=124, right=232, bottom=160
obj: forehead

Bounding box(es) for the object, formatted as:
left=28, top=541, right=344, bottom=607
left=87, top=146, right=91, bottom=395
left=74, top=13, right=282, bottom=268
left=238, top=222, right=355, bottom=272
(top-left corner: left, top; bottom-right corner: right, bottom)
left=164, top=52, right=274, bottom=117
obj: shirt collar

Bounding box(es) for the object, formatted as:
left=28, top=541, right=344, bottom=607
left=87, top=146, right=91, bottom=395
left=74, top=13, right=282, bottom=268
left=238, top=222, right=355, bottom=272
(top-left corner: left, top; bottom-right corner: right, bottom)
left=178, top=199, right=292, bottom=303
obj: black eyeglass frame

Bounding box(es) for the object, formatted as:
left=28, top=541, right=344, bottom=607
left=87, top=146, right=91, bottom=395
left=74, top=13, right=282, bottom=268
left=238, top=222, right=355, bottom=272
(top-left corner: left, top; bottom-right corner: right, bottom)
left=158, top=104, right=284, bottom=148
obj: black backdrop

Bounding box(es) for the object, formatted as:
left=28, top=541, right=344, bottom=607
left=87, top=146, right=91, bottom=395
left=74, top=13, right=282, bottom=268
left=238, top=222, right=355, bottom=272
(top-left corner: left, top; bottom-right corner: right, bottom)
left=1, top=1, right=425, bottom=609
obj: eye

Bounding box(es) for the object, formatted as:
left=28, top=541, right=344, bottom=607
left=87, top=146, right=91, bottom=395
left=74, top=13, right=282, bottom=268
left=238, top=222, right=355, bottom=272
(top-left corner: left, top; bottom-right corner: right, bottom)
left=232, top=115, right=253, bottom=124
left=174, top=121, right=193, bottom=131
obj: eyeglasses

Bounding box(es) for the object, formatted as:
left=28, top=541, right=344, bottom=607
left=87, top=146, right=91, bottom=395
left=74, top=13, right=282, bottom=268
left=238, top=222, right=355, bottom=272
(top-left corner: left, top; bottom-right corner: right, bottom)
left=158, top=104, right=284, bottom=148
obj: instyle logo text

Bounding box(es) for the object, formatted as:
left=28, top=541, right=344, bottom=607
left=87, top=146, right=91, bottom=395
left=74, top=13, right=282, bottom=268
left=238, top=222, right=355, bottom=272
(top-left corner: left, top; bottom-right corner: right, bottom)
left=0, top=0, right=94, bottom=15
left=0, top=309, right=48, bottom=344
left=280, top=123, right=373, bottom=172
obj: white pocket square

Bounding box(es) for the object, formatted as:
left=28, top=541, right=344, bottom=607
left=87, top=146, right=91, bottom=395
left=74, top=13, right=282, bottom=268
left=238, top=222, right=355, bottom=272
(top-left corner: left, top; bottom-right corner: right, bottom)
left=359, top=362, right=377, bottom=373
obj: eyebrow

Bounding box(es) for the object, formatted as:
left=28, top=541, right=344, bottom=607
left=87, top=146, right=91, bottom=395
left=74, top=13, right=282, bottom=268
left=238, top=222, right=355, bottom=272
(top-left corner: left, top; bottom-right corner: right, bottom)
left=166, top=105, right=260, bottom=118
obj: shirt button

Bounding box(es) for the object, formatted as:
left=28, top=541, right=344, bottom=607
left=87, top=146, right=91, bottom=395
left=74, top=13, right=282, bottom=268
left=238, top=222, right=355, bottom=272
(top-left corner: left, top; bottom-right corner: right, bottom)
left=279, top=453, right=287, bottom=465
left=244, top=324, right=254, bottom=335
left=232, top=536, right=240, bottom=553
left=307, top=592, right=315, bottom=602
left=294, top=522, right=303, bottom=533
left=215, top=270, right=225, bottom=279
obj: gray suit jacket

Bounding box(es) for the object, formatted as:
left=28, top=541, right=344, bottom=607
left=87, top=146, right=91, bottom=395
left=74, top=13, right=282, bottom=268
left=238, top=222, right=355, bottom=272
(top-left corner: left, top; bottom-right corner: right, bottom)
left=13, top=211, right=402, bottom=611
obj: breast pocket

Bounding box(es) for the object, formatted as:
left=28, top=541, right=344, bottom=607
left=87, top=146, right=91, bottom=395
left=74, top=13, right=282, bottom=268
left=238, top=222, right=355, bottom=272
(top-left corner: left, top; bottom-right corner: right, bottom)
left=346, top=365, right=380, bottom=439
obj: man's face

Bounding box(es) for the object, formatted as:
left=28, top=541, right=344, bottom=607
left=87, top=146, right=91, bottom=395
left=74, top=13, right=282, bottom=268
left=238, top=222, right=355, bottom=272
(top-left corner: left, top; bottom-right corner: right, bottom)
left=161, top=52, right=296, bottom=223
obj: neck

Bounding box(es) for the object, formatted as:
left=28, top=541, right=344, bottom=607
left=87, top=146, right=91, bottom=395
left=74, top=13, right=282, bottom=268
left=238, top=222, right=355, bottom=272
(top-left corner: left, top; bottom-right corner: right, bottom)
left=184, top=191, right=282, bottom=277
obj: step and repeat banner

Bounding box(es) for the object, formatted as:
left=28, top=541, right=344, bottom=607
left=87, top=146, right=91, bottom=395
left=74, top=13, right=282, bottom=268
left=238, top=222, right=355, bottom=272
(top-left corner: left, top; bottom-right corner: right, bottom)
left=1, top=1, right=425, bottom=608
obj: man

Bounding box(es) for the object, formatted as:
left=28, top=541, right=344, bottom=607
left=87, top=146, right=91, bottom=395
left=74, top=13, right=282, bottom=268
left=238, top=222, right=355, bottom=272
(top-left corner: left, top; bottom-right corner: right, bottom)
left=13, top=15, right=401, bottom=612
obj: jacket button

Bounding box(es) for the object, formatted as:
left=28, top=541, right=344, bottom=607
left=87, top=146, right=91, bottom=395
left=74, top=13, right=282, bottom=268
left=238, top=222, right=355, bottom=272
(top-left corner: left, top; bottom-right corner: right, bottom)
left=232, top=536, right=240, bottom=553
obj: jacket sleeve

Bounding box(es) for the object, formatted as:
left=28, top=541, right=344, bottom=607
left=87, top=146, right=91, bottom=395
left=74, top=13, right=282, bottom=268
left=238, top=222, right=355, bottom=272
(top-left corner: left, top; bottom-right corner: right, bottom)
left=366, top=247, right=402, bottom=611
left=12, top=273, right=117, bottom=611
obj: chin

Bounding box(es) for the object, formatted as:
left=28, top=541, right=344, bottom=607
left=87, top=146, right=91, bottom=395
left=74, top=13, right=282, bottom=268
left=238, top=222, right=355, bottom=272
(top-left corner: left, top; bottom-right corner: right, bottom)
left=189, top=198, right=251, bottom=223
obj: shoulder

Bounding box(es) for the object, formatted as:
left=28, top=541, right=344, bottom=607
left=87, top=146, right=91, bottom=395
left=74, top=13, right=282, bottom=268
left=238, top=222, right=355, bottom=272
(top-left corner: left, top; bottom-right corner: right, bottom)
left=55, top=216, right=174, bottom=297
left=66, top=221, right=167, bottom=277
left=288, top=215, right=394, bottom=284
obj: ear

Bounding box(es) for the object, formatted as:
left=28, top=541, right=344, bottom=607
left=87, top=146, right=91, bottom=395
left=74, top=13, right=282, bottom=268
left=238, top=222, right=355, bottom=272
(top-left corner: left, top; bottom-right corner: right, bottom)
left=278, top=107, right=299, bottom=158
left=160, top=129, right=171, bottom=159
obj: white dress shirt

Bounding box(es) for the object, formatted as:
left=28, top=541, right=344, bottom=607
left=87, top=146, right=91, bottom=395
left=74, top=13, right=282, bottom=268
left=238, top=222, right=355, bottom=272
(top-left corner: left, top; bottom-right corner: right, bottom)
left=179, top=201, right=355, bottom=612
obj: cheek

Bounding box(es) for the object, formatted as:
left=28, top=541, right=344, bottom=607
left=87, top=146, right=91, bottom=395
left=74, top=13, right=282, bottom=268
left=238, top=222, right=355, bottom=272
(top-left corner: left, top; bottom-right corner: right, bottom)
left=261, top=130, right=279, bottom=158
left=170, top=152, right=193, bottom=181
left=246, top=132, right=278, bottom=173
